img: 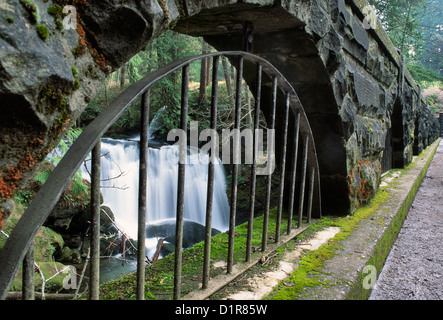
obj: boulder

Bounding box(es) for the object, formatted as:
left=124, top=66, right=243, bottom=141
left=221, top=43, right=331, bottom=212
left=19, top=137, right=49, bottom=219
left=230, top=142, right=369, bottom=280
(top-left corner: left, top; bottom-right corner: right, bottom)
left=146, top=219, right=221, bottom=256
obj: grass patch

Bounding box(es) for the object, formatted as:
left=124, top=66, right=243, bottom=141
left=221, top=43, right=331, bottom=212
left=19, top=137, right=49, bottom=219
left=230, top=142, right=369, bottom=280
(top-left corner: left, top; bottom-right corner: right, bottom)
left=97, top=207, right=294, bottom=300
left=95, top=140, right=441, bottom=300
left=265, top=189, right=391, bottom=300
left=266, top=140, right=440, bottom=300
left=96, top=186, right=391, bottom=300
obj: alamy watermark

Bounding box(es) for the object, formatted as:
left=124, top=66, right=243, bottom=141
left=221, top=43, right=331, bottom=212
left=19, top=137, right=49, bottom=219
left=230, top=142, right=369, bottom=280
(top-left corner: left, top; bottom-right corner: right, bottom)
left=63, top=5, right=77, bottom=30
left=362, top=264, right=377, bottom=289
left=166, top=121, right=276, bottom=175
left=362, top=5, right=378, bottom=30
left=63, top=265, right=78, bottom=290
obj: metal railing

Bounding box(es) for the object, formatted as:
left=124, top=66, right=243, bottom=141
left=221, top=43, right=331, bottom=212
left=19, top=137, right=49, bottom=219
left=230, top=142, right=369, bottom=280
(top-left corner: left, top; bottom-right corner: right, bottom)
left=0, top=51, right=321, bottom=300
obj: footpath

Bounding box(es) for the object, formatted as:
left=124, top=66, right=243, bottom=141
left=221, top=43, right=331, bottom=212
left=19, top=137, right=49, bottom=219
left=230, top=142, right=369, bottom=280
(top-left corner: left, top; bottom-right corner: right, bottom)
left=207, top=138, right=442, bottom=300
left=370, top=140, right=443, bottom=300
left=293, top=138, right=442, bottom=300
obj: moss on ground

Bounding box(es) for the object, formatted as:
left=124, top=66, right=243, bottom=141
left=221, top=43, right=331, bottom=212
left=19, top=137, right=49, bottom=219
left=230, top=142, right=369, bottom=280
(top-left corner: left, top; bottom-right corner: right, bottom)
left=265, top=189, right=391, bottom=300
left=95, top=140, right=442, bottom=300
left=97, top=207, right=294, bottom=300
left=95, top=180, right=393, bottom=300
left=266, top=139, right=440, bottom=300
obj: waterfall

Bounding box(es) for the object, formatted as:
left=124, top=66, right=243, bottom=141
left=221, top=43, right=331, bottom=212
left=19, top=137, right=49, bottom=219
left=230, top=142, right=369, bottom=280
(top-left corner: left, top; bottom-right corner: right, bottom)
left=85, top=136, right=230, bottom=257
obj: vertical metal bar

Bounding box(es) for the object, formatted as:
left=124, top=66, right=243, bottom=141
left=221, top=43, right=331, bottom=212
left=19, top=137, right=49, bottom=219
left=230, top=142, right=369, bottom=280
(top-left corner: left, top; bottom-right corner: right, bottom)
left=22, top=240, right=35, bottom=300
left=261, top=77, right=277, bottom=252
left=227, top=57, right=243, bottom=273
left=297, top=136, right=309, bottom=228
left=90, top=139, right=101, bottom=300
left=287, top=111, right=300, bottom=234
left=307, top=166, right=315, bottom=224
left=246, top=64, right=262, bottom=262
left=173, top=64, right=189, bottom=299
left=275, top=93, right=290, bottom=243
left=203, top=56, right=219, bottom=289
left=136, top=89, right=150, bottom=300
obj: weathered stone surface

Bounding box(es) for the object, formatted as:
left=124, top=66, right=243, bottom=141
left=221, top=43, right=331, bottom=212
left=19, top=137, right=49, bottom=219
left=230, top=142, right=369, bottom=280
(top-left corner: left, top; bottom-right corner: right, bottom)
left=0, top=0, right=106, bottom=223
left=80, top=0, right=168, bottom=67
left=353, top=69, right=380, bottom=113
left=0, top=0, right=440, bottom=228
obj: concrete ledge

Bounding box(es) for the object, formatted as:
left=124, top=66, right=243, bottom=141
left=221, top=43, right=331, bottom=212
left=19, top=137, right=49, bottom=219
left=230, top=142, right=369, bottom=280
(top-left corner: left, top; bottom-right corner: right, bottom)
left=297, top=138, right=441, bottom=300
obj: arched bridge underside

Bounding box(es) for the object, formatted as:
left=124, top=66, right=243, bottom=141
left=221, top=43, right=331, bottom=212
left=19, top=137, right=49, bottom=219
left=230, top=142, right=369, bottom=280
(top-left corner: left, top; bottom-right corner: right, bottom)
left=1, top=0, right=440, bottom=227
left=0, top=0, right=439, bottom=254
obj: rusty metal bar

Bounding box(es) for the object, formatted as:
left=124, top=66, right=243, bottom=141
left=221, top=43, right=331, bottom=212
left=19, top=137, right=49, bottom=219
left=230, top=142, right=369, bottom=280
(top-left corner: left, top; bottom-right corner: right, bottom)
left=0, top=51, right=322, bottom=300
left=203, top=56, right=220, bottom=289
left=22, top=240, right=34, bottom=300
left=90, top=139, right=101, bottom=300
left=173, top=64, right=190, bottom=299
left=307, top=166, right=315, bottom=224
left=275, top=93, right=290, bottom=243
left=227, top=57, right=244, bottom=273
left=136, top=89, right=150, bottom=300
left=246, top=63, right=262, bottom=262
left=261, top=77, right=277, bottom=252
left=287, top=111, right=300, bottom=234
left=297, top=136, right=309, bottom=228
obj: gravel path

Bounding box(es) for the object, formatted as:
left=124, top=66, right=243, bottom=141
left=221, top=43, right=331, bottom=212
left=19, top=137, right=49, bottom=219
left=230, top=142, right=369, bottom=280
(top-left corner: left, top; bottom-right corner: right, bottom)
left=370, top=140, right=443, bottom=300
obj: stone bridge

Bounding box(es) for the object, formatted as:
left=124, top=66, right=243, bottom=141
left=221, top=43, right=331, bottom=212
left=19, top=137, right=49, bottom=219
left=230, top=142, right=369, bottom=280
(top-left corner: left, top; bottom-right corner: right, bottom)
left=0, top=0, right=440, bottom=228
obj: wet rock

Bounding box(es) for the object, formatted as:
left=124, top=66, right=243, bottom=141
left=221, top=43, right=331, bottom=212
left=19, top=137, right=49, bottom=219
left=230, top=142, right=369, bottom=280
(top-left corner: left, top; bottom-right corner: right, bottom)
left=146, top=219, right=221, bottom=256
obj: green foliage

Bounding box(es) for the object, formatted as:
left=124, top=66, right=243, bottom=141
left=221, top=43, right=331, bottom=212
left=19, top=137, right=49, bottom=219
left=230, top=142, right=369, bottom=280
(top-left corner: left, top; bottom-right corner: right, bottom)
left=71, top=66, right=78, bottom=77
left=79, top=30, right=257, bottom=141
left=422, top=84, right=443, bottom=114
left=48, top=127, right=89, bottom=201
left=369, top=0, right=426, bottom=58
left=408, top=63, right=443, bottom=85
left=80, top=31, right=203, bottom=135
left=369, top=0, right=442, bottom=76
left=14, top=190, right=33, bottom=207
left=96, top=206, right=289, bottom=300
left=34, top=169, right=51, bottom=185
left=51, top=127, right=83, bottom=158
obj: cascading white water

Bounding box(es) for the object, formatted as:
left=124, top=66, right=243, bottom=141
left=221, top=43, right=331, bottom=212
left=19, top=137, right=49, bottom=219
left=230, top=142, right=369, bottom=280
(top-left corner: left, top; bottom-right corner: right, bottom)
left=85, top=137, right=230, bottom=257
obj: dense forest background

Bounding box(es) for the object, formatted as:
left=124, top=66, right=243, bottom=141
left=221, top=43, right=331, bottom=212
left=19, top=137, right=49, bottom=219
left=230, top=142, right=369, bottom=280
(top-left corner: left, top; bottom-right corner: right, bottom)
left=368, top=0, right=443, bottom=114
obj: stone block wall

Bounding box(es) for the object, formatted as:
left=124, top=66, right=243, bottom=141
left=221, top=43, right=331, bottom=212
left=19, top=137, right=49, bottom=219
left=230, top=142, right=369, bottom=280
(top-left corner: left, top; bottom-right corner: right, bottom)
left=0, top=0, right=439, bottom=226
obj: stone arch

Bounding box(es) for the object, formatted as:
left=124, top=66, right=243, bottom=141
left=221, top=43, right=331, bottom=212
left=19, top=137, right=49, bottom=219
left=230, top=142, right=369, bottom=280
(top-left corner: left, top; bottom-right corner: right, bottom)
left=173, top=3, right=349, bottom=215
left=0, top=0, right=353, bottom=222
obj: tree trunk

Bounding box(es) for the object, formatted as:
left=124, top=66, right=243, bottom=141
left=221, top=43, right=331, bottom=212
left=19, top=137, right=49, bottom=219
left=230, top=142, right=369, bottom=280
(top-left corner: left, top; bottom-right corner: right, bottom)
left=222, top=57, right=235, bottom=111
left=400, top=2, right=413, bottom=53
left=120, top=63, right=126, bottom=88
left=198, top=39, right=211, bottom=106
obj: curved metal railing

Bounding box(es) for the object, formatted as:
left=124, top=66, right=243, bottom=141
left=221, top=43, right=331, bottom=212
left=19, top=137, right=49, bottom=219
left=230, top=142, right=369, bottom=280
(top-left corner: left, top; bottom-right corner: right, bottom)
left=0, top=51, right=321, bottom=300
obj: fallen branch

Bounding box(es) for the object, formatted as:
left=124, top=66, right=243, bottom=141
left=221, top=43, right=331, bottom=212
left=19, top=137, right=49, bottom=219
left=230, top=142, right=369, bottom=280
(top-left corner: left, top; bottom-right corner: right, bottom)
left=74, top=247, right=90, bottom=299
left=100, top=207, right=137, bottom=253
left=152, top=238, right=164, bottom=263
left=6, top=292, right=75, bottom=300
left=260, top=252, right=278, bottom=266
